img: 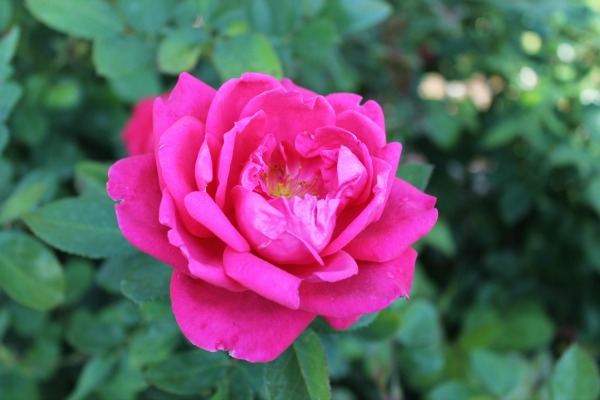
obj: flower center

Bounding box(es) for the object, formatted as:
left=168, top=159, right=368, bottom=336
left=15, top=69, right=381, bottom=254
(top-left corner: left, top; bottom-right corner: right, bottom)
left=261, top=163, right=320, bottom=199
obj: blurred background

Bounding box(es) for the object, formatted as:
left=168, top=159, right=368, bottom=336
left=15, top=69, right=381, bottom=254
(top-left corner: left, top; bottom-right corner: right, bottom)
left=1, top=0, right=599, bottom=399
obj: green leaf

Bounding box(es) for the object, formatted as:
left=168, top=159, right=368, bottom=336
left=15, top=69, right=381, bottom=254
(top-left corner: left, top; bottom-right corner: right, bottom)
left=420, top=218, right=456, bottom=257
left=469, top=349, right=522, bottom=397
left=97, top=253, right=171, bottom=304
left=23, top=197, right=133, bottom=259
left=396, top=163, right=435, bottom=191
left=63, top=259, right=94, bottom=305
left=550, top=344, right=600, bottom=400
left=67, top=355, right=117, bottom=400
left=585, top=176, right=600, bottom=216
left=397, top=299, right=442, bottom=347
left=423, top=101, right=462, bottom=149
left=144, top=350, right=230, bottom=395
left=0, top=26, right=20, bottom=65
left=327, top=0, right=392, bottom=34
left=213, top=33, right=283, bottom=80
left=66, top=310, right=125, bottom=355
left=0, top=370, right=39, bottom=400
left=158, top=28, right=209, bottom=75
left=92, top=36, right=153, bottom=79
left=358, top=309, right=401, bottom=341
left=74, top=160, right=111, bottom=199
left=265, top=329, right=331, bottom=400
left=0, top=81, right=22, bottom=121
left=108, top=66, right=162, bottom=103
left=493, top=302, right=555, bottom=351
left=25, top=0, right=123, bottom=39
left=0, top=232, right=64, bottom=311
left=117, top=0, right=175, bottom=34
left=129, top=320, right=180, bottom=368
left=426, top=381, right=474, bottom=400
left=294, top=18, right=339, bottom=66
left=0, top=169, right=57, bottom=224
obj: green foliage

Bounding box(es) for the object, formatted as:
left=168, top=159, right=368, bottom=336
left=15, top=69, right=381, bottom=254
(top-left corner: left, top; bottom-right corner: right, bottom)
left=1, top=0, right=600, bottom=398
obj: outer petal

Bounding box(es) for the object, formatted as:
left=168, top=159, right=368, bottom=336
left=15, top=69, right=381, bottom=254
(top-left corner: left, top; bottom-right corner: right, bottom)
left=223, top=247, right=301, bottom=309
left=122, top=97, right=155, bottom=156
left=280, top=78, right=318, bottom=100
left=157, top=116, right=211, bottom=237
left=167, top=72, right=216, bottom=124
left=107, top=155, right=188, bottom=271
left=326, top=93, right=386, bottom=133
left=171, top=271, right=315, bottom=362
left=299, top=248, right=417, bottom=318
left=205, top=73, right=281, bottom=141
left=239, top=88, right=336, bottom=144
left=324, top=315, right=362, bottom=330
left=305, top=251, right=358, bottom=283
left=344, top=178, right=438, bottom=262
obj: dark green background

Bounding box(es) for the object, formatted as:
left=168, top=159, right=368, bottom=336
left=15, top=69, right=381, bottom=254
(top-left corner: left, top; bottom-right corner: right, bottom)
left=1, top=0, right=599, bottom=399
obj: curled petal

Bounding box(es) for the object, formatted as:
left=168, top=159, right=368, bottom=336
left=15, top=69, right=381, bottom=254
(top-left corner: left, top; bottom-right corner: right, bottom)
left=305, top=250, right=358, bottom=283
left=171, top=271, right=315, bottom=362
left=326, top=92, right=386, bottom=134
left=344, top=178, right=438, bottom=262
left=122, top=97, right=155, bottom=156
left=232, top=187, right=323, bottom=265
left=299, top=248, right=417, bottom=318
left=107, top=155, right=188, bottom=272
left=223, top=247, right=301, bottom=309
left=166, top=72, right=216, bottom=124
left=205, top=73, right=281, bottom=142
left=159, top=191, right=245, bottom=291
left=185, top=191, right=250, bottom=253
left=336, top=109, right=386, bottom=152
left=157, top=116, right=211, bottom=237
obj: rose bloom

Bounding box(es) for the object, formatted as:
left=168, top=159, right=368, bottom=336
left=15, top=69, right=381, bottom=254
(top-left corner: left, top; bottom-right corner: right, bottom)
left=108, top=73, right=438, bottom=362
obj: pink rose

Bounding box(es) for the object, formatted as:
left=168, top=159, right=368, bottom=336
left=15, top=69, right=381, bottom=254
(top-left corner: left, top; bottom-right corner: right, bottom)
left=122, top=97, right=155, bottom=156
left=107, top=73, right=438, bottom=362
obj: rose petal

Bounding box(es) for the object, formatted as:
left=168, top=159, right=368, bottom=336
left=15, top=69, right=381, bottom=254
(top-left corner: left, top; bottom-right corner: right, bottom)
left=123, top=97, right=155, bottom=156
left=336, top=109, right=387, bottom=151
left=298, top=248, right=417, bottom=318
left=306, top=250, right=358, bottom=283
left=326, top=92, right=386, bottom=133
left=205, top=73, right=281, bottom=142
left=157, top=116, right=211, bottom=237
left=185, top=191, right=250, bottom=253
left=280, top=77, right=318, bottom=100
left=215, top=111, right=267, bottom=212
left=322, top=157, right=393, bottom=256
left=171, top=271, right=315, bottom=362
left=167, top=72, right=216, bottom=124
left=107, top=155, right=188, bottom=272
left=239, top=88, right=336, bottom=144
left=324, top=315, right=362, bottom=330
left=223, top=247, right=301, bottom=309
left=159, top=190, right=246, bottom=291
left=344, top=178, right=438, bottom=262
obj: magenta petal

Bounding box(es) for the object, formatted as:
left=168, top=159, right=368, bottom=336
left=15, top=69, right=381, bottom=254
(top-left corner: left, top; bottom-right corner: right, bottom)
left=223, top=247, right=301, bottom=309
left=280, top=78, right=318, bottom=100
left=324, top=315, right=362, bottom=330
left=184, top=191, right=250, bottom=253
left=322, top=157, right=393, bottom=256
left=205, top=73, right=281, bottom=142
left=240, top=88, right=336, bottom=144
left=215, top=111, right=267, bottom=212
left=122, top=97, right=155, bottom=156
left=159, top=191, right=245, bottom=291
left=299, top=248, right=417, bottom=318
left=167, top=72, right=216, bottom=124
left=157, top=116, right=211, bottom=237
left=171, top=271, right=315, bottom=362
left=345, top=178, right=438, bottom=262
left=326, top=92, right=386, bottom=132
left=306, top=251, right=358, bottom=283
left=107, top=155, right=188, bottom=271
left=336, top=110, right=386, bottom=151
